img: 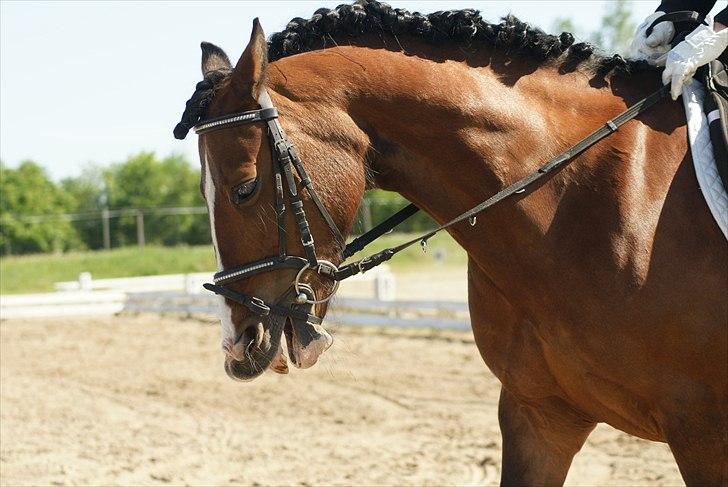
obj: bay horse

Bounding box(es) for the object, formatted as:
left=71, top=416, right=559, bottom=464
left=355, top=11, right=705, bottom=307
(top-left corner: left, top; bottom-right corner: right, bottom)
left=175, top=2, right=727, bottom=484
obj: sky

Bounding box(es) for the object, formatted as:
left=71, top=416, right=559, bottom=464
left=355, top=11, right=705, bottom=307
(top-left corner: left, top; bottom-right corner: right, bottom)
left=1, top=0, right=721, bottom=181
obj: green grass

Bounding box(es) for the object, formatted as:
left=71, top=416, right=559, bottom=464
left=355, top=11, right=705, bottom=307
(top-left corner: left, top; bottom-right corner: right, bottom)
left=0, top=233, right=466, bottom=294
left=0, top=246, right=217, bottom=294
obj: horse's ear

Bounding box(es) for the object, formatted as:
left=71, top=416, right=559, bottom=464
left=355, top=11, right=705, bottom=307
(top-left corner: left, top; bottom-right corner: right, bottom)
left=201, top=42, right=232, bottom=76
left=231, top=18, right=268, bottom=100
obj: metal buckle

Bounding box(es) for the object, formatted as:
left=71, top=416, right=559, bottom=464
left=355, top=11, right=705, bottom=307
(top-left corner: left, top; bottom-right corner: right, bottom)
left=246, top=296, right=270, bottom=316
left=357, top=257, right=371, bottom=275
left=293, top=260, right=340, bottom=305
left=301, top=234, right=315, bottom=248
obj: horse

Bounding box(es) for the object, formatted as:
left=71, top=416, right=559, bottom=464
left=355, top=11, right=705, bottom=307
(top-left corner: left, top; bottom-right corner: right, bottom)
left=174, top=2, right=727, bottom=484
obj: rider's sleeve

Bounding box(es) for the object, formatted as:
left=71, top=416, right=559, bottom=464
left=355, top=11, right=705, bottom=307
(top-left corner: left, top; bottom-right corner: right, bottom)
left=715, top=8, right=727, bottom=26
left=656, top=0, right=716, bottom=17
left=658, top=1, right=727, bottom=28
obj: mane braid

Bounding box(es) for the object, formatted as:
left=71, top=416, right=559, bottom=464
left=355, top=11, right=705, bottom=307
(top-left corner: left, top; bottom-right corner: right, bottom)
left=174, top=69, right=231, bottom=140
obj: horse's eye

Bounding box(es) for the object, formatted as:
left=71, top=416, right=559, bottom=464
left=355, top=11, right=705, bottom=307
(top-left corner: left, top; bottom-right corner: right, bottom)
left=231, top=179, right=258, bottom=205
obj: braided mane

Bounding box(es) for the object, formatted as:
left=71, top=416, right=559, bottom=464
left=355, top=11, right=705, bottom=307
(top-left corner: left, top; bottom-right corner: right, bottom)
left=269, top=1, right=636, bottom=72
left=175, top=0, right=649, bottom=139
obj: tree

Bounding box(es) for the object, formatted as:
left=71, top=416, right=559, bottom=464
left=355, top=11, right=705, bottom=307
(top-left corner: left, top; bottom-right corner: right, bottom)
left=590, top=0, right=636, bottom=56
left=551, top=17, right=581, bottom=40
left=61, top=165, right=106, bottom=249
left=103, top=152, right=208, bottom=247
left=0, top=160, right=80, bottom=254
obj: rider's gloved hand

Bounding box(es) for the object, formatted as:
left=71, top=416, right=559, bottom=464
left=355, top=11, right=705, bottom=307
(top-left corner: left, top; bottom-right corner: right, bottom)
left=661, top=19, right=728, bottom=100
left=629, top=11, right=675, bottom=65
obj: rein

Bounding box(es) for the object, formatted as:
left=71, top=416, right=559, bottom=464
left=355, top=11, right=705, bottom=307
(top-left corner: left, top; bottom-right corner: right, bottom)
left=194, top=83, right=669, bottom=321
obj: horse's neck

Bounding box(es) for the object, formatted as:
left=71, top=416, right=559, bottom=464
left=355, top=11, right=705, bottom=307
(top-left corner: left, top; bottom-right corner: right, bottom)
left=301, top=48, right=622, bottom=262
left=271, top=46, right=664, bottom=300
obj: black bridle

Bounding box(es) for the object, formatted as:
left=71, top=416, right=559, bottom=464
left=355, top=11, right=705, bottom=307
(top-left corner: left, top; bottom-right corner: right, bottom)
left=192, top=82, right=671, bottom=324
left=197, top=93, right=344, bottom=325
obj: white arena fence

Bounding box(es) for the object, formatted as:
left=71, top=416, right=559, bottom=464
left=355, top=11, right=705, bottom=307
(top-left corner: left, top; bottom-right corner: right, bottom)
left=1, top=269, right=470, bottom=330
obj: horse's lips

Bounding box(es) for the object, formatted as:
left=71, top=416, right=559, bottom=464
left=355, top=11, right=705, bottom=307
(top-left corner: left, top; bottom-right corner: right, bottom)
left=281, top=316, right=332, bottom=370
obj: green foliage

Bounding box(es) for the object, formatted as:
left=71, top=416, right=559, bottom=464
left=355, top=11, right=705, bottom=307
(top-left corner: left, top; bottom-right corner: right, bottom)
left=356, top=189, right=436, bottom=235
left=0, top=160, right=80, bottom=254
left=551, top=17, right=580, bottom=40
left=551, top=1, right=636, bottom=56
left=2, top=153, right=210, bottom=255
left=61, top=165, right=106, bottom=249
left=590, top=0, right=636, bottom=56
left=103, top=152, right=209, bottom=247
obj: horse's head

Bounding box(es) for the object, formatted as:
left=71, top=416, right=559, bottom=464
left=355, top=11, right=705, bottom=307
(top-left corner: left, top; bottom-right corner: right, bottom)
left=175, top=20, right=367, bottom=381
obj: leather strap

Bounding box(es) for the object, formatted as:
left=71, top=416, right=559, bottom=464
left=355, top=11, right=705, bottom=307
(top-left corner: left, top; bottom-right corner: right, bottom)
left=194, top=107, right=278, bottom=135
left=342, top=203, right=420, bottom=259
left=213, top=256, right=308, bottom=285
left=203, top=283, right=322, bottom=324
left=287, top=144, right=346, bottom=248
left=645, top=10, right=706, bottom=45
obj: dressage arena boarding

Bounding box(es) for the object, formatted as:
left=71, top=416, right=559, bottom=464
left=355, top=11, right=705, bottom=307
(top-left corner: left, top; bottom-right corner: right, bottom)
left=0, top=270, right=684, bottom=486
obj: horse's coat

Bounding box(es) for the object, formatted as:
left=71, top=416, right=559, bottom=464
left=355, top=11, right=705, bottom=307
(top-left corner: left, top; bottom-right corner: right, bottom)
left=179, top=4, right=728, bottom=484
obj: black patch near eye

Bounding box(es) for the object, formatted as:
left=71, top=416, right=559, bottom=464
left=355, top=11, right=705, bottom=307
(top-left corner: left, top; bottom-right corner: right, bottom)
left=232, top=179, right=259, bottom=205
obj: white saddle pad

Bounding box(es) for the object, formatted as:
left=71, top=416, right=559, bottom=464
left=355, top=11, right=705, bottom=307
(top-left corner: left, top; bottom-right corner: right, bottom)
left=682, top=79, right=728, bottom=239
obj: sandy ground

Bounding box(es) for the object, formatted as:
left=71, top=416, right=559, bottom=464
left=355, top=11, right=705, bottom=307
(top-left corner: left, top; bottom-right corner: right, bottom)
left=0, top=315, right=683, bottom=486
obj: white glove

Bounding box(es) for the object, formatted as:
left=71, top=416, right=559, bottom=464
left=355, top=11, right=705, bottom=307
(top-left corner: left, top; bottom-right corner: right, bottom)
left=630, top=11, right=676, bottom=65
left=662, top=20, right=728, bottom=100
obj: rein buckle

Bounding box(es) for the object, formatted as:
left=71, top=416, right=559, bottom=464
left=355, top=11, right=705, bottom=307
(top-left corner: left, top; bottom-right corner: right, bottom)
left=247, top=296, right=270, bottom=316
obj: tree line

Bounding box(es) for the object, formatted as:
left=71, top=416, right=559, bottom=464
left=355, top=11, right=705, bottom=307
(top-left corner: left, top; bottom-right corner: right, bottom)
left=0, top=153, right=433, bottom=255
left=2, top=153, right=209, bottom=255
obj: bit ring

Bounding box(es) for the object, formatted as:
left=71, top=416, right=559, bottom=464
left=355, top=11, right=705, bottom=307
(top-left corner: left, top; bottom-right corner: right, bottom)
left=294, top=260, right=340, bottom=304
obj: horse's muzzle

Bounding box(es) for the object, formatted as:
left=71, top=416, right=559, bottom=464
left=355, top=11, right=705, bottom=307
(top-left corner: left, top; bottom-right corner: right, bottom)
left=223, top=287, right=330, bottom=381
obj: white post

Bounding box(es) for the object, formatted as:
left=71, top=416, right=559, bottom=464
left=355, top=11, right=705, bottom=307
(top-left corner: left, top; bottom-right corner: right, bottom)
left=375, top=273, right=396, bottom=301
left=78, top=272, right=93, bottom=291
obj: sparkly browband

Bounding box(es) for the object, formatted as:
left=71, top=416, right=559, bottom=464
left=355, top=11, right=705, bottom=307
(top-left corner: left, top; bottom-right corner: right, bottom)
left=194, top=107, right=279, bottom=135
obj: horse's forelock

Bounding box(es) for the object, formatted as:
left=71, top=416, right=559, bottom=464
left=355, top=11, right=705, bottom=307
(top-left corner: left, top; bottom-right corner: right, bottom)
left=173, top=69, right=232, bottom=140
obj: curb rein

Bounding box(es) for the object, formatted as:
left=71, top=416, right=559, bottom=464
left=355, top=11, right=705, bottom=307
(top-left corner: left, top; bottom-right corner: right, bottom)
left=195, top=83, right=670, bottom=324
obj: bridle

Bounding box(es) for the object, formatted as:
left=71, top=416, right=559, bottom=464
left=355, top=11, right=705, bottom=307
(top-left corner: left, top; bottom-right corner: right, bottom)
left=197, top=91, right=344, bottom=325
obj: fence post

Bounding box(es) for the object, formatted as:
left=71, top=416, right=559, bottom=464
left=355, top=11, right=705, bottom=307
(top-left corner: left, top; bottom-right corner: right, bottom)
left=78, top=272, right=93, bottom=291
left=102, top=208, right=110, bottom=250
left=136, top=210, right=145, bottom=249
left=375, top=272, right=396, bottom=301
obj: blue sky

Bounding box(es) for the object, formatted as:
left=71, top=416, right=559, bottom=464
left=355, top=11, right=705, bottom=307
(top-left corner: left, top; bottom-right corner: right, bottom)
left=0, top=1, right=718, bottom=180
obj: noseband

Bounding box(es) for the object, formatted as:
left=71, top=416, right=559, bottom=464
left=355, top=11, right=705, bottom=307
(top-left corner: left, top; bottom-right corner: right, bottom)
left=197, top=92, right=343, bottom=324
